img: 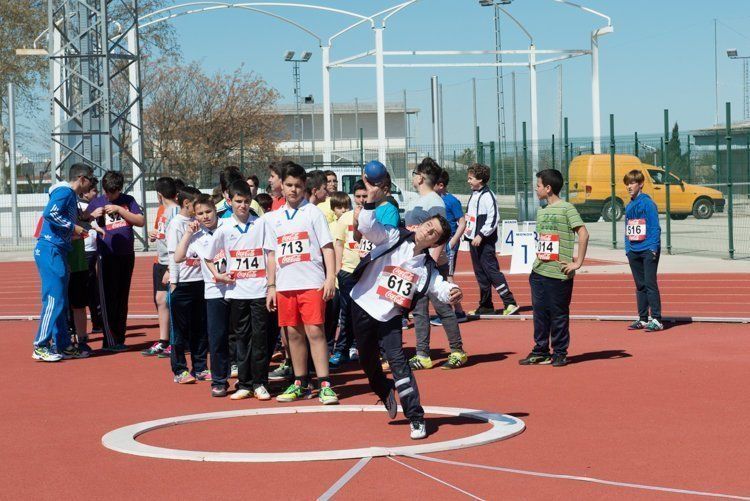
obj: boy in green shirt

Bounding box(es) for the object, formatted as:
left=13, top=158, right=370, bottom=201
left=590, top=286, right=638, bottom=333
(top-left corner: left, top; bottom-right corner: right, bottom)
left=520, top=169, right=589, bottom=367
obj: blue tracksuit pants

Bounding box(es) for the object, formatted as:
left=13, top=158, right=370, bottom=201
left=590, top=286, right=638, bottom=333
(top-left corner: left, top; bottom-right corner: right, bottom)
left=34, top=241, right=70, bottom=352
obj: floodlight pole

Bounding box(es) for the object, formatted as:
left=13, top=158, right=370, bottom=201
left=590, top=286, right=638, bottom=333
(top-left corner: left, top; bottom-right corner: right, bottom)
left=591, top=32, right=602, bottom=154
left=374, top=27, right=387, bottom=163
left=321, top=44, right=332, bottom=165
left=529, top=43, right=539, bottom=178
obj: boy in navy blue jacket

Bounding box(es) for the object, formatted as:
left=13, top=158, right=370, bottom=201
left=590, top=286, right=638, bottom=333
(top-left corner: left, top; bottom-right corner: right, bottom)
left=623, top=170, right=662, bottom=332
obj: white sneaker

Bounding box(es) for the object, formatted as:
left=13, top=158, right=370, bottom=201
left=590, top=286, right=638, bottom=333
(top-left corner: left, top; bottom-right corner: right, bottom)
left=349, top=347, right=359, bottom=361
left=410, top=420, right=427, bottom=440
left=253, top=385, right=271, bottom=401
left=231, top=389, right=252, bottom=400
left=32, top=346, right=63, bottom=362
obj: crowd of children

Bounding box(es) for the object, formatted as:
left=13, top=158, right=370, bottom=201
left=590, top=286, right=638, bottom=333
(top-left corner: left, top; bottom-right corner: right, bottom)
left=34, top=155, right=669, bottom=438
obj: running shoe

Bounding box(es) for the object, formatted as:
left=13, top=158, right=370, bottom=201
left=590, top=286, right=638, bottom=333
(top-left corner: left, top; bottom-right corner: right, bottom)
left=401, top=318, right=409, bottom=330
left=628, top=320, right=648, bottom=330
left=644, top=319, right=664, bottom=332
left=551, top=354, right=568, bottom=367
left=276, top=381, right=311, bottom=402
left=157, top=345, right=172, bottom=358
left=383, top=387, right=398, bottom=419
left=254, top=385, right=271, bottom=401
left=502, top=304, right=520, bottom=316
left=328, top=351, right=347, bottom=369
left=195, top=370, right=212, bottom=381
left=32, top=346, right=62, bottom=362
left=78, top=342, right=94, bottom=356
left=410, top=420, right=427, bottom=440
left=231, top=389, right=252, bottom=400
left=318, top=383, right=339, bottom=405
left=349, top=347, right=359, bottom=362
left=518, top=352, right=552, bottom=365
left=441, top=351, right=468, bottom=370
left=141, top=342, right=166, bottom=357
left=230, top=364, right=238, bottom=378
left=173, top=371, right=196, bottom=384
left=467, top=306, right=495, bottom=316
left=211, top=386, right=228, bottom=398
left=455, top=311, right=468, bottom=324
left=408, top=355, right=433, bottom=370
left=429, top=315, right=442, bottom=326
left=62, top=345, right=89, bottom=359
left=268, top=361, right=293, bottom=382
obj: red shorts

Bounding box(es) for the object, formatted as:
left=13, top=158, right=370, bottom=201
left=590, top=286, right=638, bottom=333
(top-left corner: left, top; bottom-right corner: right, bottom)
left=277, top=288, right=326, bottom=327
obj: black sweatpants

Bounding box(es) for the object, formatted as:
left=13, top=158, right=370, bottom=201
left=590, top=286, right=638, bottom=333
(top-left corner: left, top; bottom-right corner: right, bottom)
left=97, top=253, right=135, bottom=346
left=85, top=251, right=102, bottom=329
left=169, top=281, right=208, bottom=376
left=469, top=232, right=516, bottom=309
left=351, top=301, right=424, bottom=422
left=325, top=287, right=341, bottom=353
left=230, top=298, right=270, bottom=390
left=529, top=271, right=574, bottom=356
left=627, top=250, right=662, bottom=321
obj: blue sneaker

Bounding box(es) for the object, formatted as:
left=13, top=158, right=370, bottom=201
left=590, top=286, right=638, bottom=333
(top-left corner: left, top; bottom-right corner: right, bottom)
left=455, top=311, right=468, bottom=324
left=329, top=351, right=348, bottom=368
left=429, top=316, right=442, bottom=326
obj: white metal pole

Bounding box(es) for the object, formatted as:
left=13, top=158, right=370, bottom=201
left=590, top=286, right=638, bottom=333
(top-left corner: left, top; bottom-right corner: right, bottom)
left=529, top=43, right=539, bottom=177
left=472, top=77, right=477, bottom=142
left=8, top=83, right=20, bottom=246
left=127, top=27, right=148, bottom=247
left=438, top=83, right=445, bottom=164
left=374, top=27, right=387, bottom=163
left=512, top=71, right=518, bottom=201
left=591, top=33, right=602, bottom=154
left=430, top=76, right=440, bottom=164
left=310, top=103, right=316, bottom=160
left=51, top=28, right=63, bottom=181
left=557, top=64, right=563, bottom=169
left=321, top=44, right=332, bottom=164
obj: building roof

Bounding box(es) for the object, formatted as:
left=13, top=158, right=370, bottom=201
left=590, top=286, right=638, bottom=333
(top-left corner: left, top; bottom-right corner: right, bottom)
left=691, top=121, right=750, bottom=146
left=274, top=102, right=419, bottom=115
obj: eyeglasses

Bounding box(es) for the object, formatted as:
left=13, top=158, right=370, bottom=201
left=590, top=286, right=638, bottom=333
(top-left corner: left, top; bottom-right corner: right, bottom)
left=411, top=169, right=421, bottom=177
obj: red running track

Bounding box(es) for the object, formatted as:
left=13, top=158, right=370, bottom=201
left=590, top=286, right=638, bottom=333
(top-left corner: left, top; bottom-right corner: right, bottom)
left=2, top=255, right=749, bottom=318
left=1, top=318, right=748, bottom=499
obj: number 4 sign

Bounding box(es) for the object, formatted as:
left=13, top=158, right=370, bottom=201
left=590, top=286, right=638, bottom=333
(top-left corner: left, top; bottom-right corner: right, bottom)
left=499, top=220, right=518, bottom=256
left=509, top=231, right=536, bottom=274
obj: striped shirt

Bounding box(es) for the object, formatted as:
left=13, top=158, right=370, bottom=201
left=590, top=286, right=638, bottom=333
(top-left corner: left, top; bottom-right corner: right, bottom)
left=532, top=200, right=584, bottom=281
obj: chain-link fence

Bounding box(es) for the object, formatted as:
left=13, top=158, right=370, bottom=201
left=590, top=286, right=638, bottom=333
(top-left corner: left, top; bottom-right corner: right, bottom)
left=4, top=108, right=749, bottom=258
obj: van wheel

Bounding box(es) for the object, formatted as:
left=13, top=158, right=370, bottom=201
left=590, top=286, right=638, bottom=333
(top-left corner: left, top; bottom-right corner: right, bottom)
left=580, top=214, right=600, bottom=223
left=692, top=198, right=714, bottom=219
left=601, top=199, right=624, bottom=222
left=669, top=213, right=689, bottom=220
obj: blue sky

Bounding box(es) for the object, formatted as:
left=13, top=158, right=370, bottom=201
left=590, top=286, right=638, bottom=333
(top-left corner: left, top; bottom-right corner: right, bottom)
left=167, top=0, right=750, bottom=146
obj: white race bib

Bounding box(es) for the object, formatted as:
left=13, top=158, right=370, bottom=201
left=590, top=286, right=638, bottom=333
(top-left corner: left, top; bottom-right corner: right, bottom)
left=626, top=219, right=647, bottom=242
left=358, top=238, right=374, bottom=258
left=229, top=249, right=265, bottom=279
left=376, top=265, right=418, bottom=309
left=104, top=208, right=129, bottom=231
left=536, top=233, right=560, bottom=261
left=277, top=232, right=311, bottom=266
left=465, top=215, right=476, bottom=237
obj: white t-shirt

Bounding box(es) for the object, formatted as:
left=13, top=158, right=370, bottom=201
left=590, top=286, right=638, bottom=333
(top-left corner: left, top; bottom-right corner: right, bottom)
left=263, top=199, right=333, bottom=292
left=188, top=227, right=227, bottom=299
left=350, top=207, right=457, bottom=322
left=167, top=214, right=203, bottom=284
left=202, top=214, right=270, bottom=300
left=78, top=201, right=98, bottom=253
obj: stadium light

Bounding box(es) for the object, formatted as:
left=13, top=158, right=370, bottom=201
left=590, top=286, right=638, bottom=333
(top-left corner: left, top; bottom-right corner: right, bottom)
left=284, top=50, right=295, bottom=61
left=302, top=51, right=313, bottom=61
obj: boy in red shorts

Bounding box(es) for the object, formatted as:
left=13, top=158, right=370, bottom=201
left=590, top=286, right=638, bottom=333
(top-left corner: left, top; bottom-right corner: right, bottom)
left=263, top=161, right=338, bottom=404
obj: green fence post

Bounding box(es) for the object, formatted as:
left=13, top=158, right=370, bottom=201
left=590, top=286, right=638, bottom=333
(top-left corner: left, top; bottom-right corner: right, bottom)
left=551, top=134, right=556, bottom=170
left=453, top=150, right=456, bottom=170
left=564, top=117, right=569, bottom=201
left=715, top=130, right=721, bottom=184
left=490, top=141, right=497, bottom=194
left=746, top=136, right=750, bottom=197
left=359, top=127, right=364, bottom=167
left=634, top=132, right=639, bottom=157
left=522, top=122, right=529, bottom=220
left=609, top=114, right=617, bottom=249
left=663, top=109, right=671, bottom=255
left=688, top=134, right=693, bottom=183
left=591, top=140, right=594, bottom=154
left=478, top=142, right=484, bottom=164
left=240, top=130, right=245, bottom=170
left=475, top=126, right=480, bottom=163
left=726, top=102, right=735, bottom=259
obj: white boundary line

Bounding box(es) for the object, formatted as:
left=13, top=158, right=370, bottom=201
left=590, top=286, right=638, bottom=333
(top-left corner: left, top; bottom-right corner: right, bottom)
left=3, top=314, right=749, bottom=324
left=318, top=456, right=372, bottom=501
left=387, top=456, right=485, bottom=500
left=101, top=405, right=525, bottom=463
left=407, top=454, right=750, bottom=500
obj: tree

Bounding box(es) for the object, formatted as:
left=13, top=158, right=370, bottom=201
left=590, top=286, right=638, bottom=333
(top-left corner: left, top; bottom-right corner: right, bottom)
left=0, top=0, right=177, bottom=193
left=142, top=60, right=282, bottom=185
left=666, top=122, right=685, bottom=178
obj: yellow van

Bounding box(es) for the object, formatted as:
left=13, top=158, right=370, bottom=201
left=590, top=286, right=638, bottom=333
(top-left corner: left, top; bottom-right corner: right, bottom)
left=567, top=154, right=725, bottom=222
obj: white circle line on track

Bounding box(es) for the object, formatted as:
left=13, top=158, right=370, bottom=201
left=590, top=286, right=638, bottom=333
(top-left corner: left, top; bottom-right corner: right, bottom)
left=101, top=405, right=525, bottom=463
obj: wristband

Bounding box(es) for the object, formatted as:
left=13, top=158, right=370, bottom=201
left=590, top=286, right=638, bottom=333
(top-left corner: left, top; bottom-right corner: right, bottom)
left=268, top=284, right=276, bottom=288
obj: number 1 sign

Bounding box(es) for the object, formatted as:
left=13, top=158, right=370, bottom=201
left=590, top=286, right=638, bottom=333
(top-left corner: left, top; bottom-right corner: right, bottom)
left=509, top=231, right=536, bottom=274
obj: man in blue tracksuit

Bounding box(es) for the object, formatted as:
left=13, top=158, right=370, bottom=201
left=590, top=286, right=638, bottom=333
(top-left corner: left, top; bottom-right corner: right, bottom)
left=623, top=169, right=663, bottom=332
left=33, top=163, right=95, bottom=362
